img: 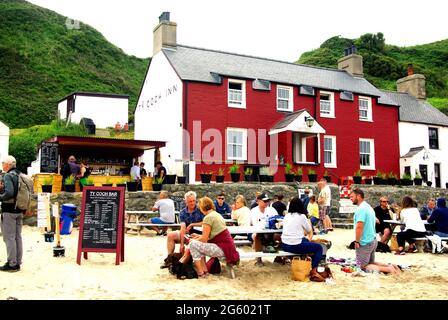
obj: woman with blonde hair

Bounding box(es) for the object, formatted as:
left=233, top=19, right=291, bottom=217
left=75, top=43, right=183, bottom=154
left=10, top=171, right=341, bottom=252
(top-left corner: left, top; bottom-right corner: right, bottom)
left=188, top=197, right=239, bottom=277
left=231, top=195, right=251, bottom=227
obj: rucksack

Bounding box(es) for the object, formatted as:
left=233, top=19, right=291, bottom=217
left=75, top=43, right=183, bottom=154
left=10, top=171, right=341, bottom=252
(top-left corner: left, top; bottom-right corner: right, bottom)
left=10, top=171, right=34, bottom=211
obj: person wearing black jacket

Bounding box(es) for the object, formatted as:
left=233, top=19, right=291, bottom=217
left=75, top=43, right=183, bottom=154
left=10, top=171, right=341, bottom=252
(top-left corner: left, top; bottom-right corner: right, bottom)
left=0, top=156, right=23, bottom=272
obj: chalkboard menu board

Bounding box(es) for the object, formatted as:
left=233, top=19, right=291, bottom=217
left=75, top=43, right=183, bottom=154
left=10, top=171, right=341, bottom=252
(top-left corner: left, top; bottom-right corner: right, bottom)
left=40, top=142, right=59, bottom=173
left=77, top=186, right=125, bottom=265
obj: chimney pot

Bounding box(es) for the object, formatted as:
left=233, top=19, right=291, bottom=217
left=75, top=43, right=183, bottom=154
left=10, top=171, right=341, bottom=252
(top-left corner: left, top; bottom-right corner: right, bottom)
left=407, top=64, right=414, bottom=76
left=159, top=12, right=170, bottom=23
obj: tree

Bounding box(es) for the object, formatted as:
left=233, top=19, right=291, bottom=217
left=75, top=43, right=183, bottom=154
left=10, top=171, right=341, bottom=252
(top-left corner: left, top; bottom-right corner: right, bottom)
left=357, top=32, right=385, bottom=53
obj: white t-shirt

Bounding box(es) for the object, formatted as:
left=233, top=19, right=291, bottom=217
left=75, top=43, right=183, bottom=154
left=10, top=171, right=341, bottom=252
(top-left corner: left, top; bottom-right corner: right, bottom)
left=281, top=213, right=312, bottom=245
left=319, top=185, right=332, bottom=206
left=231, top=206, right=251, bottom=227
left=154, top=198, right=175, bottom=223
left=400, top=207, right=426, bottom=232
left=250, top=206, right=277, bottom=228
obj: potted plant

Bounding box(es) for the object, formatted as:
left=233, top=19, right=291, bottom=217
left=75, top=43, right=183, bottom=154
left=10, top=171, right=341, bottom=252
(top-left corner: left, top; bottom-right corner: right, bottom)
left=244, top=167, right=253, bottom=182
left=414, top=171, right=423, bottom=186
left=126, top=173, right=139, bottom=191
left=307, top=168, right=317, bottom=182
left=229, top=164, right=241, bottom=183
left=102, top=176, right=113, bottom=187
left=216, top=167, right=225, bottom=183
left=294, top=166, right=303, bottom=182
left=41, top=176, right=53, bottom=193
left=353, top=169, right=362, bottom=184
left=373, top=171, right=383, bottom=185
left=64, top=175, right=76, bottom=192
left=200, top=171, right=213, bottom=184
left=387, top=172, right=398, bottom=186
left=323, top=169, right=331, bottom=183
left=259, top=166, right=269, bottom=182
left=426, top=180, right=433, bottom=187
left=165, top=174, right=177, bottom=185
left=152, top=176, right=164, bottom=191
left=284, top=163, right=294, bottom=182
left=177, top=176, right=187, bottom=184
left=116, top=179, right=127, bottom=188
left=364, top=176, right=373, bottom=185
left=401, top=173, right=412, bottom=186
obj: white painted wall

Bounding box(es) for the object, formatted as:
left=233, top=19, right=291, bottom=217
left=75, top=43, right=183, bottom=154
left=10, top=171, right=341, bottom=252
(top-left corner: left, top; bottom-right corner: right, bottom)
left=59, top=95, right=128, bottom=129
left=399, top=122, right=448, bottom=188
left=0, top=121, right=9, bottom=162
left=134, top=52, right=183, bottom=175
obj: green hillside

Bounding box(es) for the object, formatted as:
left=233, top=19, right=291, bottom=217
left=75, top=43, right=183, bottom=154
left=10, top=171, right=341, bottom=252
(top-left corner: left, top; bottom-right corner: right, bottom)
left=0, top=0, right=149, bottom=128
left=297, top=33, right=448, bottom=114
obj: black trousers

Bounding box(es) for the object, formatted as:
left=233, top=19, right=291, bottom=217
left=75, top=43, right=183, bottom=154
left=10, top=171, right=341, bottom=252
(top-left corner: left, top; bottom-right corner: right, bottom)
left=397, top=229, right=427, bottom=247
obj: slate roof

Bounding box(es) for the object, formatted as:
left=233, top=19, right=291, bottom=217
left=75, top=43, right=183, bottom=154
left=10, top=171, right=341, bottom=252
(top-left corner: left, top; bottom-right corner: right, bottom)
left=270, top=110, right=307, bottom=131
left=379, top=91, right=448, bottom=127
left=401, top=146, right=425, bottom=158
left=163, top=45, right=397, bottom=104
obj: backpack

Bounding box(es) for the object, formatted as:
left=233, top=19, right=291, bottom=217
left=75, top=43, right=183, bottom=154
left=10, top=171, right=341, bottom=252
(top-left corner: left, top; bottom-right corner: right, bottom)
left=10, top=171, right=34, bottom=211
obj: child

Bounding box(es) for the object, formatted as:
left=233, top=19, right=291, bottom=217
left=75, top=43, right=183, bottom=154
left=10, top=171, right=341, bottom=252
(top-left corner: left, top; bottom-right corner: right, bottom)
left=307, top=195, right=320, bottom=233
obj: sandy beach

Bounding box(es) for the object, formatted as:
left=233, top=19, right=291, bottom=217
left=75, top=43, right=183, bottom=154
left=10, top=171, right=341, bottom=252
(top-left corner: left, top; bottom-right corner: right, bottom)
left=0, top=226, right=447, bottom=300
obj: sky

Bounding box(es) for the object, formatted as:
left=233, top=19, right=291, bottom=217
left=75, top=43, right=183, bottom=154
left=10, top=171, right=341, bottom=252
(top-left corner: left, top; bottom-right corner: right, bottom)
left=28, top=0, right=448, bottom=62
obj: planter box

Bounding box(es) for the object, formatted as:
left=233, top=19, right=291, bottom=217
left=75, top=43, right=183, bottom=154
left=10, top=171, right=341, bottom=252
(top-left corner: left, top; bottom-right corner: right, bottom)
left=64, top=184, right=75, bottom=192
left=285, top=174, right=294, bottom=182
left=152, top=184, right=163, bottom=191
left=216, top=175, right=225, bottom=183
left=401, top=179, right=412, bottom=186
left=230, top=173, right=241, bottom=183
left=387, top=178, right=397, bottom=186
left=165, top=174, right=177, bottom=184
left=294, top=175, right=302, bottom=182
left=126, top=181, right=138, bottom=192
left=259, top=175, right=267, bottom=182
left=42, top=185, right=53, bottom=193
left=353, top=176, right=362, bottom=184
left=244, top=175, right=252, bottom=182
left=177, top=176, right=187, bottom=184
left=373, top=177, right=383, bottom=185
left=364, top=178, right=372, bottom=185
left=308, top=174, right=317, bottom=182
left=200, top=174, right=212, bottom=184
left=414, top=178, right=422, bottom=186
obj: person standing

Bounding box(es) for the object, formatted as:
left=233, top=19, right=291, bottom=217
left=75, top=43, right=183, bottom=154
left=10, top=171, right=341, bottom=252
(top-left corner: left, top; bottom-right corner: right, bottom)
left=317, top=179, right=332, bottom=234
left=60, top=155, right=79, bottom=191
left=130, top=161, right=141, bottom=185
left=350, top=188, right=400, bottom=273
left=0, top=156, right=24, bottom=272
left=154, top=161, right=167, bottom=182
left=138, top=162, right=147, bottom=191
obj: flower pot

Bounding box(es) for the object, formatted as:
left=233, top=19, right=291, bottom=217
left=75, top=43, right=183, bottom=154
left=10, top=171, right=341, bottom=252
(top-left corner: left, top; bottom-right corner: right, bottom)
left=414, top=178, right=422, bottom=186
left=216, top=175, right=225, bottom=183
left=259, top=175, right=267, bottom=182
left=44, top=232, right=54, bottom=242
left=200, top=174, right=212, bottom=184
left=116, top=183, right=126, bottom=188
left=266, top=176, right=274, bottom=182
left=285, top=174, right=294, bottom=182
left=165, top=174, right=177, bottom=184
left=387, top=178, right=397, bottom=186
left=401, top=179, right=412, bottom=186
left=53, top=246, right=65, bottom=257
left=364, top=178, right=372, bottom=185
left=308, top=174, right=317, bottom=182
left=126, top=181, right=138, bottom=192
left=152, top=183, right=163, bottom=191
left=64, top=184, right=75, bottom=192
left=294, top=175, right=302, bottom=182
left=102, top=184, right=113, bottom=187
left=353, top=176, right=362, bottom=184
left=426, top=181, right=433, bottom=187
left=244, top=175, right=252, bottom=182
left=42, top=185, right=53, bottom=193
left=373, top=177, right=383, bottom=185
left=177, top=176, right=187, bottom=184
left=230, top=173, right=241, bottom=183
left=324, top=176, right=331, bottom=183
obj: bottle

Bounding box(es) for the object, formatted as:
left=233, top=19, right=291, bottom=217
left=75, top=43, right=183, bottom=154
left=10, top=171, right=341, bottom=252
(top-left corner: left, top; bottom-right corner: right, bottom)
left=264, top=218, right=270, bottom=229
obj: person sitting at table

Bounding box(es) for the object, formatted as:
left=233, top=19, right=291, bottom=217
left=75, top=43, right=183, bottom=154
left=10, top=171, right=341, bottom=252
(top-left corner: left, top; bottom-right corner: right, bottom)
left=250, top=193, right=278, bottom=266
left=165, top=191, right=204, bottom=257
left=213, top=193, right=232, bottom=219
left=186, top=197, right=240, bottom=278
left=420, top=198, right=436, bottom=220
left=428, top=198, right=448, bottom=238
left=231, top=195, right=251, bottom=227
left=149, top=191, right=175, bottom=236
left=272, top=194, right=287, bottom=216
left=374, top=196, right=394, bottom=245
left=281, top=197, right=323, bottom=272
left=396, top=196, right=427, bottom=255
left=250, top=191, right=262, bottom=209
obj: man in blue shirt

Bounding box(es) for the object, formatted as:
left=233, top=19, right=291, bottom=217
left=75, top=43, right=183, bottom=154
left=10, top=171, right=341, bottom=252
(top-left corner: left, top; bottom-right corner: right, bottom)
left=213, top=193, right=232, bottom=218
left=428, top=198, right=448, bottom=237
left=351, top=188, right=400, bottom=274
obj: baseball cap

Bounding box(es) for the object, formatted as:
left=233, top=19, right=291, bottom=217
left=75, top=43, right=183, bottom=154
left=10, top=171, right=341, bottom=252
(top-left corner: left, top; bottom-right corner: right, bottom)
left=257, top=193, right=271, bottom=201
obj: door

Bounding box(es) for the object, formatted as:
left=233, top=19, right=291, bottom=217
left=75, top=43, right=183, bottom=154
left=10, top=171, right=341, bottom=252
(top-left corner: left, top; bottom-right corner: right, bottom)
left=434, top=163, right=441, bottom=188
left=419, top=164, right=428, bottom=182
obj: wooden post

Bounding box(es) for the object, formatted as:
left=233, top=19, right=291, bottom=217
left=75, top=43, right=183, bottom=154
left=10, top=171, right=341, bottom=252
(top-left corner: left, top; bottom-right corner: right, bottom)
left=53, top=203, right=60, bottom=247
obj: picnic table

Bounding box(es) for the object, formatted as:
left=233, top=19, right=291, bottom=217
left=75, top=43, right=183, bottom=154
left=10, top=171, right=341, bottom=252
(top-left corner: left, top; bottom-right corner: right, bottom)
left=384, top=219, right=435, bottom=253
left=125, top=210, right=180, bottom=235
left=194, top=225, right=283, bottom=234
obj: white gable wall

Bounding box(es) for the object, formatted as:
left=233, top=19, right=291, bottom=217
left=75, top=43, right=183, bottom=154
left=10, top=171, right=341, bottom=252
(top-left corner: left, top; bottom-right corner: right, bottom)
left=0, top=121, right=9, bottom=161
left=134, top=52, right=183, bottom=174
left=399, top=121, right=448, bottom=187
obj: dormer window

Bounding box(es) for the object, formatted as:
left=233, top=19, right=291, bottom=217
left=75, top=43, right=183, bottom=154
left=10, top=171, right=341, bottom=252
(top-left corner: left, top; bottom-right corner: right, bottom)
left=228, top=79, right=246, bottom=108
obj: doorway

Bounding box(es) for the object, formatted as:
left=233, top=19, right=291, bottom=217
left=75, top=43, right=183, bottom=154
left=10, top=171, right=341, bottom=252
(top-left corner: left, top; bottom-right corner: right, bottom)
left=434, top=163, right=441, bottom=188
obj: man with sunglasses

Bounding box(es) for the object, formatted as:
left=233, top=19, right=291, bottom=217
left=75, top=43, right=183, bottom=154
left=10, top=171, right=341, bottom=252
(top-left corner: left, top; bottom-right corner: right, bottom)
left=373, top=196, right=394, bottom=244
left=213, top=193, right=232, bottom=219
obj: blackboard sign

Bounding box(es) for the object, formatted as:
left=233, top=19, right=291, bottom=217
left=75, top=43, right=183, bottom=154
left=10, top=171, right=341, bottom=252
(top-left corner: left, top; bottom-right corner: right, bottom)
left=172, top=195, right=185, bottom=212
left=40, top=142, right=59, bottom=173
left=77, top=186, right=125, bottom=265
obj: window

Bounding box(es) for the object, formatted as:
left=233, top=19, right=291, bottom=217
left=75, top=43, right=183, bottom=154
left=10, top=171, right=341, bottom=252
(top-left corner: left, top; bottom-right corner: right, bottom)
left=428, top=127, right=439, bottom=149
left=359, top=139, right=375, bottom=170
left=228, top=79, right=246, bottom=108
left=226, top=128, right=247, bottom=160
left=359, top=96, right=372, bottom=121
left=277, top=86, right=293, bottom=112
left=320, top=91, right=334, bottom=117
left=324, top=136, right=337, bottom=168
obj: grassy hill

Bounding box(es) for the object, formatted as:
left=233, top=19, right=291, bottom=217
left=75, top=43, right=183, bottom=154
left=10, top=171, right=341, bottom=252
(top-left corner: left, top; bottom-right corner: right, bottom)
left=297, top=33, right=448, bottom=114
left=0, top=0, right=149, bottom=128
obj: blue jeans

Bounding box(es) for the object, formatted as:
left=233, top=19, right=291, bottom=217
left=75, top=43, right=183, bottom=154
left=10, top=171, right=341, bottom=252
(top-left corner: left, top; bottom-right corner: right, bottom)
left=310, top=217, right=319, bottom=227
left=150, top=217, right=172, bottom=224
left=435, top=231, right=448, bottom=238
left=282, top=238, right=323, bottom=268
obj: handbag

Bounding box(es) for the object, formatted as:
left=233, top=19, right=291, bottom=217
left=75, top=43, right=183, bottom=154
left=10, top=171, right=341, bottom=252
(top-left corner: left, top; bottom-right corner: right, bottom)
left=290, top=257, right=311, bottom=281
left=310, top=266, right=333, bottom=282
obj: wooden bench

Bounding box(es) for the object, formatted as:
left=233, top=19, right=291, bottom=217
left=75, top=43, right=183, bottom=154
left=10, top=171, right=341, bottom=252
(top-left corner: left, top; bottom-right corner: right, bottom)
left=412, top=236, right=448, bottom=253
left=234, top=240, right=252, bottom=246
left=237, top=250, right=312, bottom=260
left=125, top=210, right=180, bottom=235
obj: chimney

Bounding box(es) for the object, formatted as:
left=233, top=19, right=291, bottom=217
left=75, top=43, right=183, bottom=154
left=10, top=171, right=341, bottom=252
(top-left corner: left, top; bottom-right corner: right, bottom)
left=337, top=45, right=364, bottom=77
left=153, top=12, right=177, bottom=56
left=396, top=63, right=426, bottom=100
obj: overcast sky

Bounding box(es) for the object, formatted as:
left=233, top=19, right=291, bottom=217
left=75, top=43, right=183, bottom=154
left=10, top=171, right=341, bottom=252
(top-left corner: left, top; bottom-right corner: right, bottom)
left=28, top=0, right=447, bottom=62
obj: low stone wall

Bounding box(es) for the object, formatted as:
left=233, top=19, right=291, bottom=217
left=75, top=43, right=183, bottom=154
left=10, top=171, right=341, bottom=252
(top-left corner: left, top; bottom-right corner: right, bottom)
left=24, top=183, right=448, bottom=226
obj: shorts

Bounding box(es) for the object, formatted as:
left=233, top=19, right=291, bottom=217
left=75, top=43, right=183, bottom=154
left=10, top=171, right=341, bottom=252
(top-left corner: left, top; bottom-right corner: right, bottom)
left=151, top=217, right=172, bottom=224
left=375, top=223, right=391, bottom=234
left=355, top=239, right=377, bottom=269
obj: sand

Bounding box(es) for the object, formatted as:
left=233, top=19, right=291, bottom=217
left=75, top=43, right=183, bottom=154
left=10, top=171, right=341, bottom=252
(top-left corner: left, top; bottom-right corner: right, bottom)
left=0, top=226, right=447, bottom=300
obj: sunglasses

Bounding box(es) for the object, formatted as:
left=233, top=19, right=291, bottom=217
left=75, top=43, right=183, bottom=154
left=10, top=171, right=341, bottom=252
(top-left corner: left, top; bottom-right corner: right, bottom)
left=262, top=200, right=270, bottom=203
left=217, top=197, right=224, bottom=200
left=381, top=200, right=389, bottom=203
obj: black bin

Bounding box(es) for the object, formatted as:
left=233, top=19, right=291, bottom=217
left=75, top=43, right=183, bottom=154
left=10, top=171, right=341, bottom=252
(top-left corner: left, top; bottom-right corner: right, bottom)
left=80, top=118, right=96, bottom=135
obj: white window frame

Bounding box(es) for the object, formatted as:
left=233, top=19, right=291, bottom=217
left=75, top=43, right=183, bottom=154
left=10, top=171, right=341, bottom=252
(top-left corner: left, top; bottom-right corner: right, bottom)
left=276, top=85, right=293, bottom=112
left=226, top=128, right=247, bottom=161
left=359, top=138, right=375, bottom=170
left=359, top=96, right=372, bottom=121
left=323, top=135, right=337, bottom=168
left=319, top=91, right=335, bottom=118
left=228, top=79, right=246, bottom=109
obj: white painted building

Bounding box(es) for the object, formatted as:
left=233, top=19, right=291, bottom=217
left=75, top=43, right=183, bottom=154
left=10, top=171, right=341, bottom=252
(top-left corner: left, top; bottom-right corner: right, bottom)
left=58, top=92, right=129, bottom=129
left=0, top=120, right=10, bottom=161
